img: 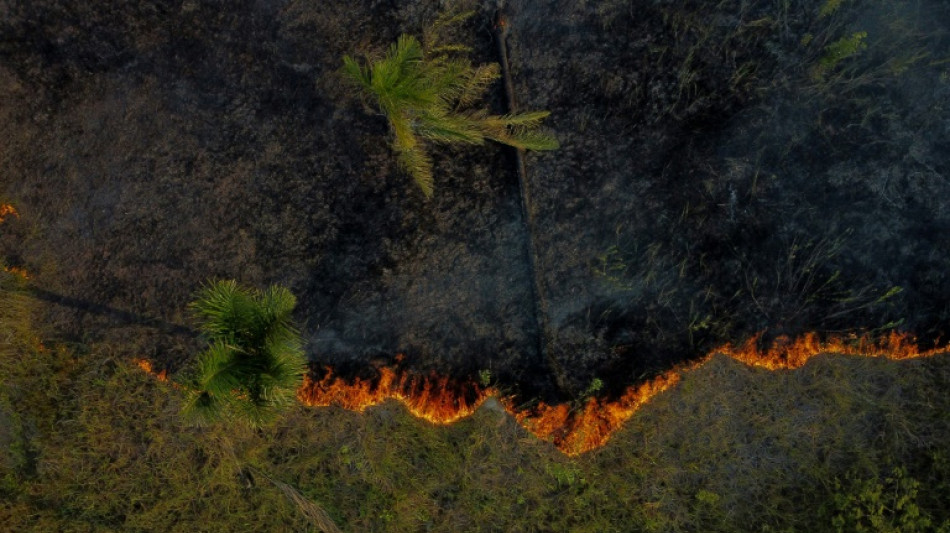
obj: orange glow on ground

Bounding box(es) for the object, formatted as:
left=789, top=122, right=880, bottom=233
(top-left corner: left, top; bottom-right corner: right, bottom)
left=505, top=331, right=946, bottom=455
left=297, top=366, right=495, bottom=425
left=0, top=203, right=18, bottom=223
left=133, top=331, right=947, bottom=456
left=134, top=358, right=169, bottom=382
left=2, top=266, right=30, bottom=280
left=1, top=204, right=29, bottom=281
left=510, top=369, right=685, bottom=456
left=296, top=332, right=946, bottom=456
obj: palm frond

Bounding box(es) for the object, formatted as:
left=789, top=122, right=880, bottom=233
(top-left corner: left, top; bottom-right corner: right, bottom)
left=260, top=285, right=296, bottom=317
left=195, top=341, right=243, bottom=397
left=395, top=142, right=435, bottom=197
left=385, top=33, right=424, bottom=79
left=416, top=111, right=485, bottom=145
left=342, top=9, right=558, bottom=196
left=485, top=128, right=561, bottom=151
left=181, top=389, right=228, bottom=427
left=428, top=44, right=472, bottom=56
left=262, top=326, right=301, bottom=366
left=262, top=336, right=307, bottom=389
left=254, top=371, right=300, bottom=405
left=509, top=129, right=561, bottom=151
left=456, top=63, right=501, bottom=108
left=481, top=110, right=552, bottom=129
left=190, top=280, right=255, bottom=343
left=424, top=9, right=475, bottom=52
left=341, top=55, right=371, bottom=90
left=258, top=285, right=298, bottom=342
left=388, top=112, right=435, bottom=196
left=430, top=9, right=476, bottom=35
left=425, top=57, right=471, bottom=105
left=389, top=110, right=419, bottom=152
left=185, top=280, right=306, bottom=428
left=398, top=31, right=425, bottom=58
left=370, top=35, right=436, bottom=115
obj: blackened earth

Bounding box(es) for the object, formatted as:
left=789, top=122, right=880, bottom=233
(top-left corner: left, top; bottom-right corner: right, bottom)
left=1, top=0, right=948, bottom=403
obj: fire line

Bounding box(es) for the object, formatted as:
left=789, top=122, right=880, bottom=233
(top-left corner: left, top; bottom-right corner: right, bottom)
left=135, top=331, right=947, bottom=456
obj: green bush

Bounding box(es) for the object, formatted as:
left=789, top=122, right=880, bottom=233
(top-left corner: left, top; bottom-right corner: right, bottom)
left=823, top=467, right=943, bottom=533
left=183, top=280, right=307, bottom=428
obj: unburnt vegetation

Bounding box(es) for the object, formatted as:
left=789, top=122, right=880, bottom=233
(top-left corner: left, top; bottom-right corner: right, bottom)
left=182, top=279, right=307, bottom=427
left=342, top=11, right=558, bottom=196
left=2, top=279, right=950, bottom=531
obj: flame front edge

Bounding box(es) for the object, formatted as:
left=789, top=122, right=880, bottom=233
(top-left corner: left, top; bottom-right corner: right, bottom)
left=296, top=332, right=946, bottom=456
left=134, top=331, right=947, bottom=456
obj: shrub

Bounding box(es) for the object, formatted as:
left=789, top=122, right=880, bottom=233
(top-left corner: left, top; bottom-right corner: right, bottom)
left=823, top=466, right=940, bottom=533
left=183, top=280, right=307, bottom=428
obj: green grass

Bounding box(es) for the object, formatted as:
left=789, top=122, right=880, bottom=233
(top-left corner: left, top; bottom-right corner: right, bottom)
left=2, top=277, right=949, bottom=531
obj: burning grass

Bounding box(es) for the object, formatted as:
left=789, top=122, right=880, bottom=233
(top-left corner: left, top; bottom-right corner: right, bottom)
left=133, top=357, right=168, bottom=382
left=0, top=204, right=18, bottom=224
left=293, top=331, right=947, bottom=456
left=298, top=365, right=495, bottom=425
left=9, top=332, right=950, bottom=532
left=6, top=299, right=950, bottom=531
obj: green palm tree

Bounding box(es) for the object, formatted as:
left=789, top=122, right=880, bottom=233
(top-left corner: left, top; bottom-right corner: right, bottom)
left=183, top=280, right=307, bottom=428
left=342, top=13, right=558, bottom=197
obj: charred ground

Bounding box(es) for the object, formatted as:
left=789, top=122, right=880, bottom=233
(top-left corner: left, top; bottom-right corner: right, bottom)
left=1, top=0, right=949, bottom=403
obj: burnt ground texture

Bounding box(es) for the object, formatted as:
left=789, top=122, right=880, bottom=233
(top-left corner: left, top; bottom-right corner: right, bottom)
left=1, top=0, right=949, bottom=402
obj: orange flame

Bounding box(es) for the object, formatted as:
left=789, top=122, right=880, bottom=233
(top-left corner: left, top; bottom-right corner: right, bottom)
left=510, top=369, right=686, bottom=456
left=506, top=331, right=947, bottom=455
left=718, top=330, right=932, bottom=369
left=3, top=266, right=30, bottom=280
left=1, top=204, right=29, bottom=281
left=297, top=366, right=496, bottom=425
left=295, top=332, right=946, bottom=456
left=134, top=358, right=169, bottom=382
left=132, top=331, right=947, bottom=456
left=0, top=203, right=18, bottom=224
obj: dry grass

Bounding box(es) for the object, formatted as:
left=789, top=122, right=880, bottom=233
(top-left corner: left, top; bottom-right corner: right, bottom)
left=2, top=278, right=949, bottom=531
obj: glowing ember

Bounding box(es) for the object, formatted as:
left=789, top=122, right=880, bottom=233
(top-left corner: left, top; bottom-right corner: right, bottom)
left=134, top=331, right=947, bottom=456
left=2, top=266, right=30, bottom=280
left=1, top=204, right=29, bottom=281
left=0, top=203, right=18, bottom=223
left=134, top=358, right=169, bottom=382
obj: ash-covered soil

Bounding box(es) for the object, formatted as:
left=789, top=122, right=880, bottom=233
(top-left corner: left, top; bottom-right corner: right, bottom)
left=507, top=0, right=950, bottom=395
left=1, top=0, right=948, bottom=402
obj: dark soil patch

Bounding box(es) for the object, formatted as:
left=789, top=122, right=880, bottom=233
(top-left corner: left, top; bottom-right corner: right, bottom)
left=1, top=0, right=948, bottom=403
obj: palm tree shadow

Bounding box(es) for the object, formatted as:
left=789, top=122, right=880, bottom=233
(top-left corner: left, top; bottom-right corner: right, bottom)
left=28, top=286, right=198, bottom=338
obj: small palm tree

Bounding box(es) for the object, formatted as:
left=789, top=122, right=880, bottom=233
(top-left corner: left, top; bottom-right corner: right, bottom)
left=183, top=280, right=307, bottom=428
left=342, top=12, right=559, bottom=197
